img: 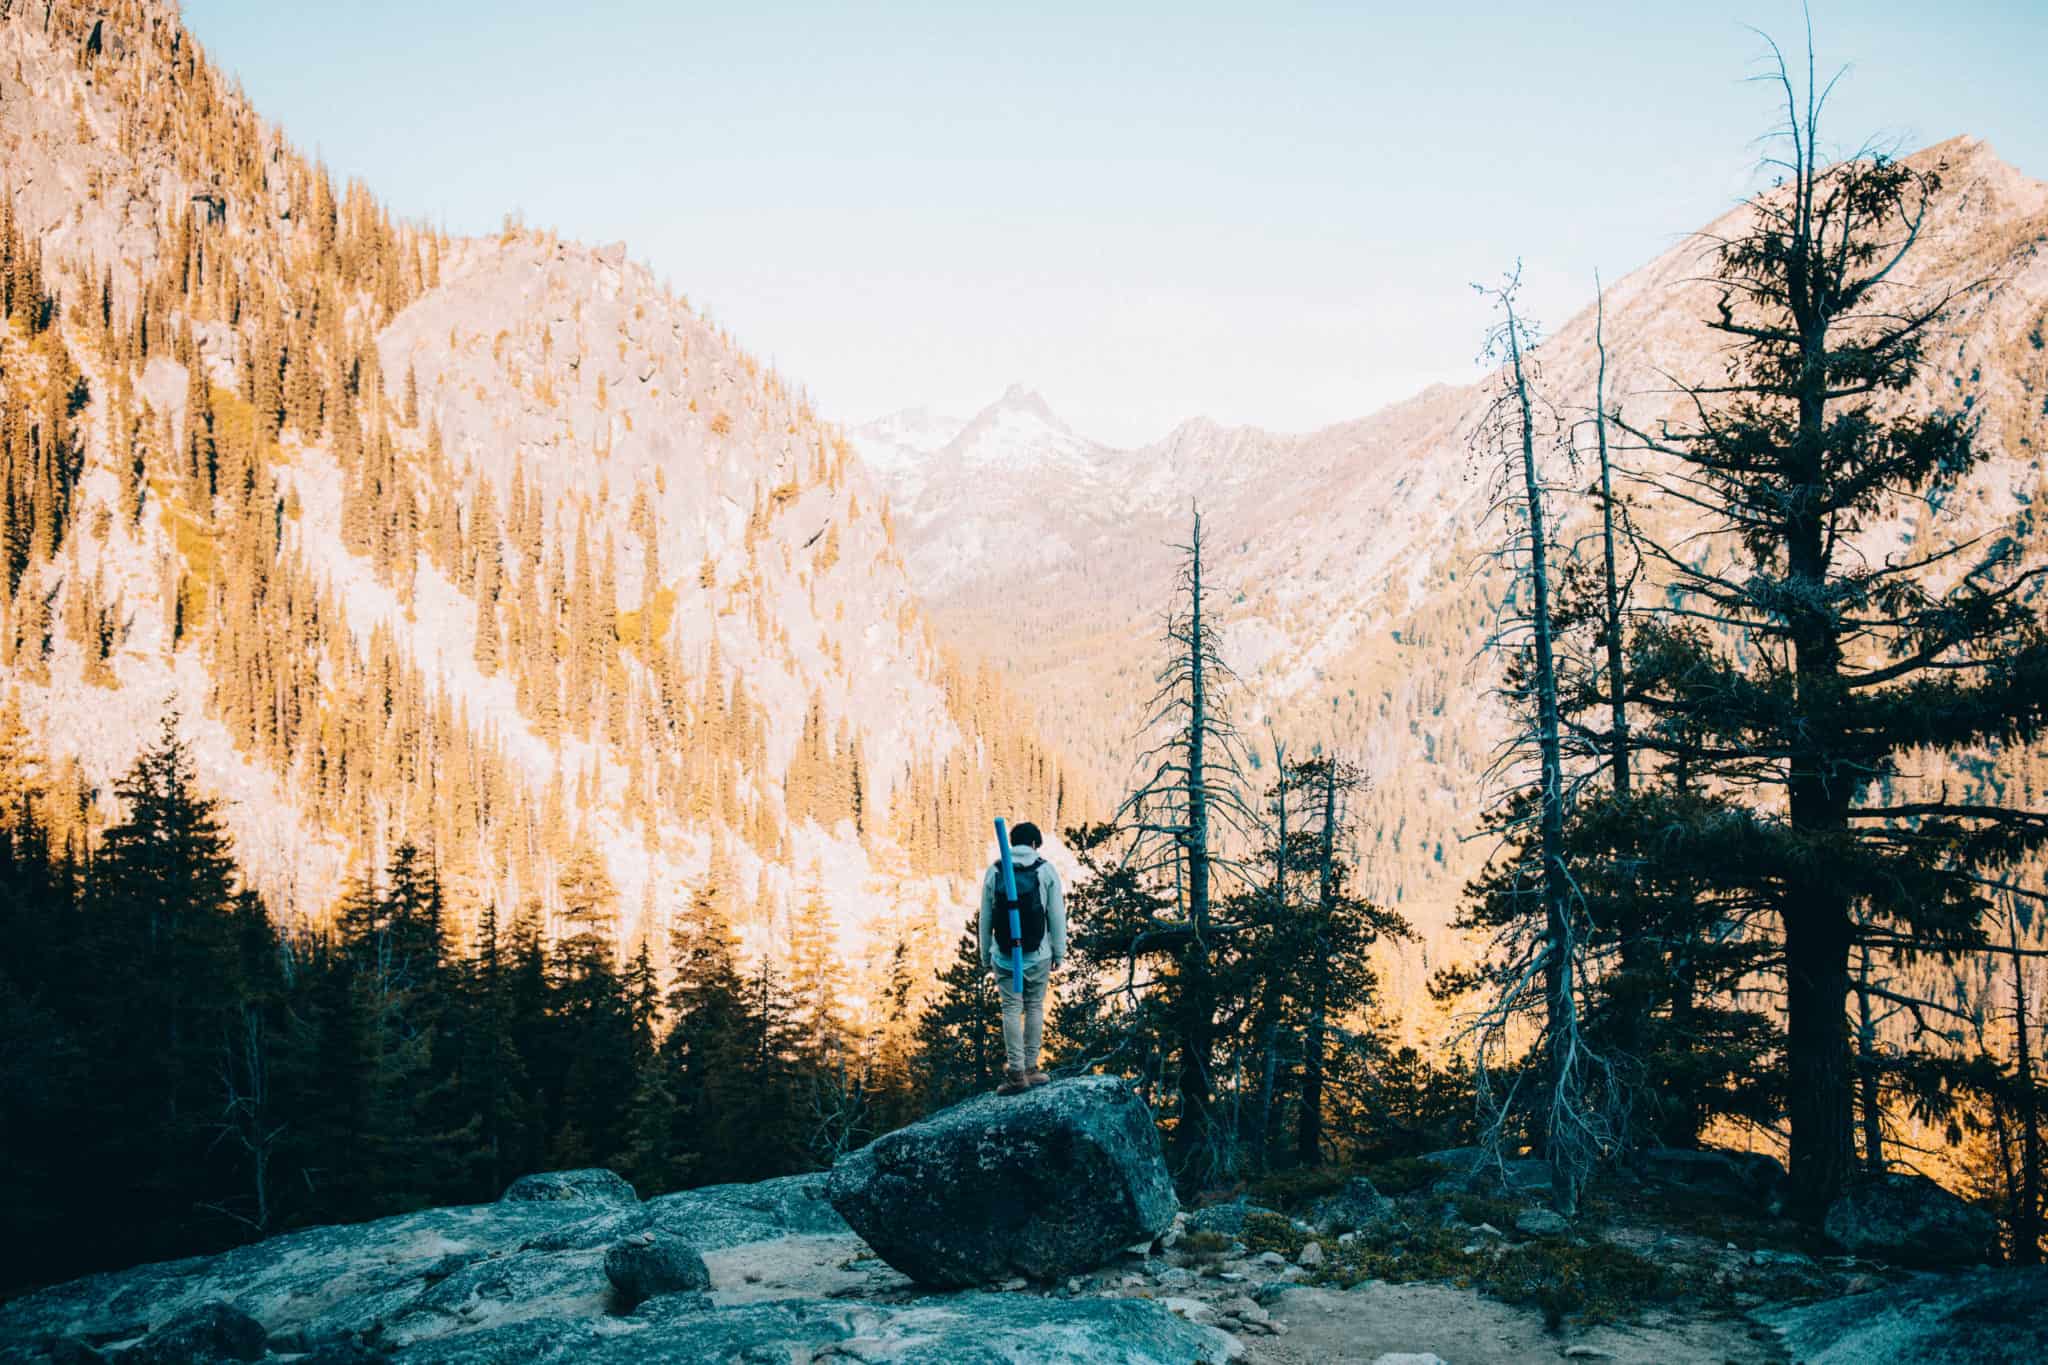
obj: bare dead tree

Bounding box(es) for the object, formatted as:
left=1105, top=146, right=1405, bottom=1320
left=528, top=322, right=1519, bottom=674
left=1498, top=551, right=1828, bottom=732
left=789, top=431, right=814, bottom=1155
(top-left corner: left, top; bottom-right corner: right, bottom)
left=1461, top=269, right=1618, bottom=1216
left=1096, top=506, right=1264, bottom=1180
left=203, top=1001, right=286, bottom=1236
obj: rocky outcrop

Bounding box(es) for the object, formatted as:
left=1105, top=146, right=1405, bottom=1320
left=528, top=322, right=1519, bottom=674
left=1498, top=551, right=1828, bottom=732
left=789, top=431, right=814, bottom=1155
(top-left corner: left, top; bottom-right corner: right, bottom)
left=1415, top=1147, right=1551, bottom=1197
left=1822, top=1173, right=1997, bottom=1267
left=119, top=1301, right=268, bottom=1363
left=0, top=1166, right=1231, bottom=1365
left=1308, top=1177, right=1398, bottom=1233
left=827, top=1076, right=1179, bottom=1287
left=1759, top=1265, right=2048, bottom=1364
left=1637, top=1147, right=1786, bottom=1210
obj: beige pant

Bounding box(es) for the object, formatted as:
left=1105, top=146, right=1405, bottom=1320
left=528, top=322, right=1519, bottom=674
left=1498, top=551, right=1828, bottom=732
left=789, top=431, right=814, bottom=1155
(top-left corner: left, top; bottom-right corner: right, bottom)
left=995, top=959, right=1050, bottom=1073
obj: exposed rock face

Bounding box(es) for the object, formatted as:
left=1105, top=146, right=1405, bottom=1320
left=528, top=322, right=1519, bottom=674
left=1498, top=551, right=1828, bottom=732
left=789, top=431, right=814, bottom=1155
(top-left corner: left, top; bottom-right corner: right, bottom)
left=0, top=1168, right=1231, bottom=1365
left=1822, top=1173, right=1997, bottom=1267
left=1759, top=1265, right=2048, bottom=1364
left=393, top=1294, right=1238, bottom=1364
left=118, top=1301, right=268, bottom=1363
left=827, top=1076, right=1179, bottom=1287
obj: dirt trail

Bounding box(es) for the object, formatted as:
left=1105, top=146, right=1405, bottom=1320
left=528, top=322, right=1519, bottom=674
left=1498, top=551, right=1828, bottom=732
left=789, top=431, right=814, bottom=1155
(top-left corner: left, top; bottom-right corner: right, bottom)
left=1249, top=1283, right=1784, bottom=1364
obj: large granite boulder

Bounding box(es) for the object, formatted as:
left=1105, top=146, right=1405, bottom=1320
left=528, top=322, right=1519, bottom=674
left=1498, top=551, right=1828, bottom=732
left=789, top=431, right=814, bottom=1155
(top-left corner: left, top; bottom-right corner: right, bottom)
left=1823, top=1173, right=1997, bottom=1267
left=827, top=1076, right=1179, bottom=1287
left=1759, top=1264, right=2048, bottom=1364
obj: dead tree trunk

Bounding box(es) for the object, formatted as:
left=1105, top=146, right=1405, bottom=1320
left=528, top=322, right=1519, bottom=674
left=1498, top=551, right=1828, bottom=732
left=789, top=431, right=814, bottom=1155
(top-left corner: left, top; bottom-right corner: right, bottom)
left=2013, top=913, right=2043, bottom=1263
left=1297, top=759, right=1339, bottom=1166
left=1501, top=291, right=1580, bottom=1214
left=1854, top=942, right=1885, bottom=1174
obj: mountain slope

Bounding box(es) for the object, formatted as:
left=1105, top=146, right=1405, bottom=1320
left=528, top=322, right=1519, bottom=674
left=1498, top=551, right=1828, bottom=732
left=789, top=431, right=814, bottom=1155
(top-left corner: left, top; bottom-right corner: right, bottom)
left=0, top=0, right=1082, bottom=978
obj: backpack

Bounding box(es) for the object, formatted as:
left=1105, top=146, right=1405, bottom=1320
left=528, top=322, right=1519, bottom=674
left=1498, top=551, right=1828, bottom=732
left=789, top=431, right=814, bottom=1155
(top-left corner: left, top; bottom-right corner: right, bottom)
left=993, top=859, right=1048, bottom=954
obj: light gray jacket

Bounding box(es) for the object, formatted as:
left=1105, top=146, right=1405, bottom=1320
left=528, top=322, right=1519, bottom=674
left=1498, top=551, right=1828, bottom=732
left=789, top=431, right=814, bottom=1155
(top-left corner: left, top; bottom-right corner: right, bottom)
left=978, top=847, right=1067, bottom=974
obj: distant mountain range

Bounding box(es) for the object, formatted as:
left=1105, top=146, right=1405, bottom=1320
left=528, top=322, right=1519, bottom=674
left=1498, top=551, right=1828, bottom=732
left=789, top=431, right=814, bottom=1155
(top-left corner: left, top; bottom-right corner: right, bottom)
left=854, top=142, right=2048, bottom=1002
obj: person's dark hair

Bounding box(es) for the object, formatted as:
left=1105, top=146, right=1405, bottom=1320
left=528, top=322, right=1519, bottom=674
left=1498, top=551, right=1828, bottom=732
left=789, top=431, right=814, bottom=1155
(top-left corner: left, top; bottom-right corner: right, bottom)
left=1010, top=821, right=1043, bottom=848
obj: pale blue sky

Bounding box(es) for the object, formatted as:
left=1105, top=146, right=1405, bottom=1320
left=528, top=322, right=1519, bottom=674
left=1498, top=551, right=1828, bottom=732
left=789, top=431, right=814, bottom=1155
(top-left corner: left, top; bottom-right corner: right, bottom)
left=184, top=1, right=2046, bottom=445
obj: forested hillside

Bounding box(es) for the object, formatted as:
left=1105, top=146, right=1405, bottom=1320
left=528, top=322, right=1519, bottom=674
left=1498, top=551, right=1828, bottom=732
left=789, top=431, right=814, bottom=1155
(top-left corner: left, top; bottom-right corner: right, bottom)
left=0, top=0, right=1089, bottom=962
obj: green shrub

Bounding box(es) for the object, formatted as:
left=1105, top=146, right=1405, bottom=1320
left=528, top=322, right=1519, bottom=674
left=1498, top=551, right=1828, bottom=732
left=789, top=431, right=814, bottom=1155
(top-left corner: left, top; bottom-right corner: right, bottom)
left=1366, top=1156, right=1438, bottom=1195
left=1241, top=1210, right=1308, bottom=1258
left=1248, top=1165, right=1350, bottom=1212
left=1308, top=1224, right=1673, bottom=1330
left=1177, top=1229, right=1231, bottom=1261
left=1452, top=1194, right=1519, bottom=1228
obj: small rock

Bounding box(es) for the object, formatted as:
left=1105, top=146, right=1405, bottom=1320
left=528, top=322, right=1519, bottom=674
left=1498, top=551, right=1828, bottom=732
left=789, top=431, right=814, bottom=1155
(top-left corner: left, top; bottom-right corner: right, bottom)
left=1562, top=1348, right=1616, bottom=1360
left=1218, top=1271, right=1247, bottom=1282
left=1309, top=1176, right=1399, bottom=1232
left=1162, top=1296, right=1216, bottom=1325
left=120, top=1302, right=267, bottom=1365
left=1000, top=1276, right=1028, bottom=1291
left=1371, top=1355, right=1450, bottom=1365
left=604, top=1233, right=711, bottom=1309
left=1471, top=1222, right=1505, bottom=1239
left=1254, top=1250, right=1286, bottom=1267
left=1749, top=1248, right=1817, bottom=1270
left=1067, top=1278, right=1083, bottom=1293
left=1186, top=1197, right=1282, bottom=1237
left=1515, top=1207, right=1571, bottom=1240
left=1338, top=1231, right=1359, bottom=1246
left=1296, top=1240, right=1325, bottom=1267
left=501, top=1167, right=639, bottom=1206
left=1154, top=1267, right=1196, bottom=1290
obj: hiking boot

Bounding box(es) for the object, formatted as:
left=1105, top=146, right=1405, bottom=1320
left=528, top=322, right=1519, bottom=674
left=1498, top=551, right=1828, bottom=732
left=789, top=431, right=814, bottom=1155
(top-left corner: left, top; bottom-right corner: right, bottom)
left=1026, top=1069, right=1051, bottom=1088
left=996, top=1068, right=1030, bottom=1096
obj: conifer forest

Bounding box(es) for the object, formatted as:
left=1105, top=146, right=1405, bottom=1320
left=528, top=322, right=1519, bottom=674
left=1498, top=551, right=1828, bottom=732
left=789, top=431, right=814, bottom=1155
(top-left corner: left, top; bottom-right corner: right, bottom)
left=3, top=4, right=2048, bottom=1360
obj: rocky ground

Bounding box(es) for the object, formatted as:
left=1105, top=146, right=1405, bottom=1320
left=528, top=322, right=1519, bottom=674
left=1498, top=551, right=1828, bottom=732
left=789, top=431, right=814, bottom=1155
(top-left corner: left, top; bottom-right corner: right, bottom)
left=3, top=1080, right=2042, bottom=1364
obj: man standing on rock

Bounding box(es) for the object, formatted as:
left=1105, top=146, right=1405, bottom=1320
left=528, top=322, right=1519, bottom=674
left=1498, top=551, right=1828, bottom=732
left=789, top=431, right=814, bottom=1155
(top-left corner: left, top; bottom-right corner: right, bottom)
left=980, top=821, right=1066, bottom=1095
